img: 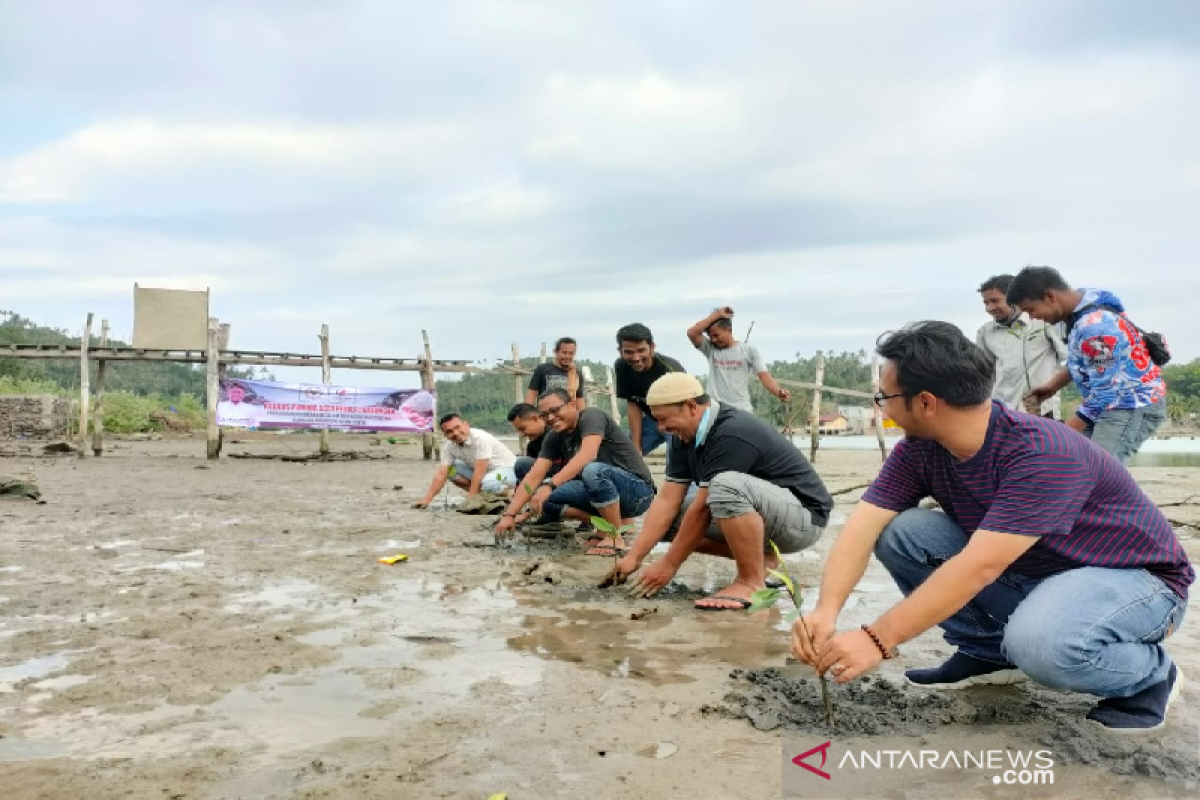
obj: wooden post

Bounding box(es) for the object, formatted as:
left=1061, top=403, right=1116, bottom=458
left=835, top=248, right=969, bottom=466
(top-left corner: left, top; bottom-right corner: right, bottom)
left=809, top=351, right=825, bottom=462
left=319, top=323, right=331, bottom=455
left=606, top=364, right=620, bottom=421
left=871, top=354, right=888, bottom=462
left=421, top=329, right=436, bottom=461
left=91, top=320, right=109, bottom=456
left=512, top=342, right=527, bottom=453
left=214, top=323, right=230, bottom=456
left=581, top=365, right=596, bottom=409
left=540, top=342, right=548, bottom=363
left=78, top=313, right=93, bottom=457
left=206, top=317, right=220, bottom=460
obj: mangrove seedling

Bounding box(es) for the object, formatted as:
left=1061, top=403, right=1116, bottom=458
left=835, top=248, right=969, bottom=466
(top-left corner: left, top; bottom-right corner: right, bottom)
left=592, top=516, right=635, bottom=587
left=746, top=541, right=835, bottom=728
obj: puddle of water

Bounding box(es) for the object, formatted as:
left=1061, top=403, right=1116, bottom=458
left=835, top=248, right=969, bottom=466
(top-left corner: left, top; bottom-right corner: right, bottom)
left=506, top=596, right=790, bottom=685
left=97, top=540, right=138, bottom=549
left=117, top=550, right=205, bottom=573
left=1, top=578, right=543, bottom=763
left=0, top=654, right=70, bottom=692
left=382, top=539, right=422, bottom=549
left=0, top=566, right=26, bottom=573
left=637, top=742, right=679, bottom=759
left=31, top=674, right=92, bottom=692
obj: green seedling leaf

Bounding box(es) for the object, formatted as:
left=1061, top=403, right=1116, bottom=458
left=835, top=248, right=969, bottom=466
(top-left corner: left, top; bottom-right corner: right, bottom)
left=745, top=587, right=782, bottom=614
left=589, top=516, right=615, bottom=534
left=784, top=608, right=802, bottom=623
left=767, top=569, right=795, bottom=596
left=616, top=524, right=635, bottom=536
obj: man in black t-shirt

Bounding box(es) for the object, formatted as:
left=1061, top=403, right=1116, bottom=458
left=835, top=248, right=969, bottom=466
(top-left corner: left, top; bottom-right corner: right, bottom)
left=613, top=373, right=832, bottom=611
left=496, top=389, right=655, bottom=554
left=613, top=323, right=685, bottom=455
left=526, top=337, right=585, bottom=409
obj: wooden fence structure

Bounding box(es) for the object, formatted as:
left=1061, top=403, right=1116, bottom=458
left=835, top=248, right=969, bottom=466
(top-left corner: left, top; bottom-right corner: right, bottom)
left=775, top=351, right=890, bottom=463
left=0, top=315, right=477, bottom=461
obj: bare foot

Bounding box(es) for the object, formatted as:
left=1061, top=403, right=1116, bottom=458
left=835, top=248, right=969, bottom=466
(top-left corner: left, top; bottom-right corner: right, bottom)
left=584, top=537, right=625, bottom=555
left=694, top=579, right=762, bottom=611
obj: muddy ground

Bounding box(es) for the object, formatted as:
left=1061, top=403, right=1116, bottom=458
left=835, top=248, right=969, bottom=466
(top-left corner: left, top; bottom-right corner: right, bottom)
left=0, top=434, right=1197, bottom=799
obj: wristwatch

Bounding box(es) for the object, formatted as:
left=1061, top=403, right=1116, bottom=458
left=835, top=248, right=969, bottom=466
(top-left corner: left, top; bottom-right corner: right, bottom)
left=541, top=478, right=557, bottom=490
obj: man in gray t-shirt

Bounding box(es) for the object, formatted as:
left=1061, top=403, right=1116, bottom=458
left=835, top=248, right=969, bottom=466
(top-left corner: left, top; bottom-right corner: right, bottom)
left=687, top=307, right=791, bottom=413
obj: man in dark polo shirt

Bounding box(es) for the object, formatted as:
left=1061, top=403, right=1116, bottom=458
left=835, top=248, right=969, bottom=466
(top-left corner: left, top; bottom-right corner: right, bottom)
left=613, top=323, right=685, bottom=455
left=612, top=373, right=832, bottom=611
left=494, top=389, right=655, bottom=553
left=791, top=321, right=1193, bottom=734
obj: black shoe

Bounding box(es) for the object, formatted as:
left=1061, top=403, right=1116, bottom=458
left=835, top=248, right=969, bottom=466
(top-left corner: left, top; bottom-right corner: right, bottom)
left=1087, top=664, right=1184, bottom=734
left=576, top=521, right=595, bottom=534
left=905, top=652, right=1025, bottom=688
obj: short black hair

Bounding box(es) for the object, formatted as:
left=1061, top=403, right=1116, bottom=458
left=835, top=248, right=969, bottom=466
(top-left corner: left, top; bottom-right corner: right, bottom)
left=438, top=412, right=462, bottom=428
left=539, top=388, right=572, bottom=404
left=875, top=321, right=995, bottom=408
left=1007, top=266, right=1070, bottom=306
left=554, top=337, right=577, bottom=351
left=977, top=274, right=1014, bottom=294
left=506, top=403, right=538, bottom=422
left=616, top=323, right=654, bottom=346
left=706, top=318, right=733, bottom=332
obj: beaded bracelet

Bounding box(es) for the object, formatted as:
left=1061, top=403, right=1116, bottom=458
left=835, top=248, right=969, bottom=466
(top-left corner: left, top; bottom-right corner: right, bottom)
left=861, top=624, right=897, bottom=660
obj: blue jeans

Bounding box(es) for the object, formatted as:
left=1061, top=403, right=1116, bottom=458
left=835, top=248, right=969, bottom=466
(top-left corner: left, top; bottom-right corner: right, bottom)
left=1084, top=400, right=1166, bottom=464
left=874, top=509, right=1186, bottom=698
left=542, top=462, right=655, bottom=521
left=633, top=418, right=669, bottom=456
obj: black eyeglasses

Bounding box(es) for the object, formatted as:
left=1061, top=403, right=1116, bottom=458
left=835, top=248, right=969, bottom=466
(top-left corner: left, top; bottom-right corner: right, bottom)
left=873, top=390, right=905, bottom=408
left=538, top=401, right=569, bottom=421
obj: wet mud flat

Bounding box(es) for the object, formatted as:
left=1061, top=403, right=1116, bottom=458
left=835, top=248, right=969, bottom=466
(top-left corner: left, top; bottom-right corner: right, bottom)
left=719, top=667, right=1200, bottom=791
left=0, top=434, right=1197, bottom=798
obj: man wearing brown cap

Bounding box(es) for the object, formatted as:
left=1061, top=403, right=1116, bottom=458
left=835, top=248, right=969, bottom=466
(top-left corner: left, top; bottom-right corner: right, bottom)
left=612, top=373, right=833, bottom=610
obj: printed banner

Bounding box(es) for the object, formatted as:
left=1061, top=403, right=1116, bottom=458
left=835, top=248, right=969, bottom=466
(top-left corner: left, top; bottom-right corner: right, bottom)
left=217, top=378, right=435, bottom=432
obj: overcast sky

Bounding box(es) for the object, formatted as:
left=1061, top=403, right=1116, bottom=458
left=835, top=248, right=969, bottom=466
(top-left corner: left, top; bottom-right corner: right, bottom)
left=2, top=0, right=1197, bottom=389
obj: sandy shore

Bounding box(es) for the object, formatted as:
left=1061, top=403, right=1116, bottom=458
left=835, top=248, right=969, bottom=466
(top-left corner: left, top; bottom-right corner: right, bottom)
left=1, top=434, right=1197, bottom=799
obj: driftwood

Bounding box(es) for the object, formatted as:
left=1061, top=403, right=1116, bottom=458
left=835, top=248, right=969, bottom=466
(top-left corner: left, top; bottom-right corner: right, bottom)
left=227, top=451, right=394, bottom=463
left=829, top=481, right=872, bottom=497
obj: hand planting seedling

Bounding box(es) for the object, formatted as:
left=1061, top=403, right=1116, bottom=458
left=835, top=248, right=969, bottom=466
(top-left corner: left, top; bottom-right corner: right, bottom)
left=591, top=516, right=635, bottom=587
left=746, top=542, right=835, bottom=728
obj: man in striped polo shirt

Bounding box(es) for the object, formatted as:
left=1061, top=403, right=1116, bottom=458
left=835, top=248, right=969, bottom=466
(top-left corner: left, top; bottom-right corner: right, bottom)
left=790, top=321, right=1192, bottom=733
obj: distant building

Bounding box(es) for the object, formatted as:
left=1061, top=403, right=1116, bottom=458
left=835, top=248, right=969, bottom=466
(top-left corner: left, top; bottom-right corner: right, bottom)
left=819, top=413, right=849, bottom=435
left=838, top=405, right=875, bottom=434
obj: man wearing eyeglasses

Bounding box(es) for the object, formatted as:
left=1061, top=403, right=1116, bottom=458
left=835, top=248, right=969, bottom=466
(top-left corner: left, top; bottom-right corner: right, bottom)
left=791, top=321, right=1192, bottom=734
left=494, top=389, right=655, bottom=554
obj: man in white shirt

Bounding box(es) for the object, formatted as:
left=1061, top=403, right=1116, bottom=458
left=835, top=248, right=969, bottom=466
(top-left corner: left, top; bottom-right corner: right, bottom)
left=687, top=307, right=790, bottom=414
left=975, top=274, right=1065, bottom=418
left=413, top=414, right=517, bottom=507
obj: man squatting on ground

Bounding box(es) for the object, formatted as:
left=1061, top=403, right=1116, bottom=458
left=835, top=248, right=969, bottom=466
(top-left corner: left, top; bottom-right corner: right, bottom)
left=413, top=414, right=517, bottom=508
left=494, top=389, right=656, bottom=554
left=792, top=321, right=1192, bottom=733
left=687, top=306, right=791, bottom=413
left=975, top=274, right=1065, bottom=419
left=610, top=373, right=834, bottom=611
left=1008, top=265, right=1168, bottom=464
left=506, top=402, right=568, bottom=526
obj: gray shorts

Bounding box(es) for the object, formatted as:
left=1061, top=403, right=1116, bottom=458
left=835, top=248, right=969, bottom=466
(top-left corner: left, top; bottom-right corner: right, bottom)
left=667, top=472, right=824, bottom=554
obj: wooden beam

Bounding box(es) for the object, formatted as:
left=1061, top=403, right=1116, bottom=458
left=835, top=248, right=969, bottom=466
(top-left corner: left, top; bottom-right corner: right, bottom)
left=809, top=352, right=825, bottom=463
left=319, top=323, right=331, bottom=455
left=512, top=342, right=527, bottom=453
left=91, top=320, right=109, bottom=456
left=214, top=323, right=230, bottom=457
left=78, top=313, right=93, bottom=457
left=871, top=354, right=888, bottom=463
left=606, top=364, right=620, bottom=421
left=206, top=318, right=220, bottom=460
left=421, top=330, right=437, bottom=461
left=775, top=377, right=873, bottom=400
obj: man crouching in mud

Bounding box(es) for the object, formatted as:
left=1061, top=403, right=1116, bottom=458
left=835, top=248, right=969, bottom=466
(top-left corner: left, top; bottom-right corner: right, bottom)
left=792, top=321, right=1193, bottom=734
